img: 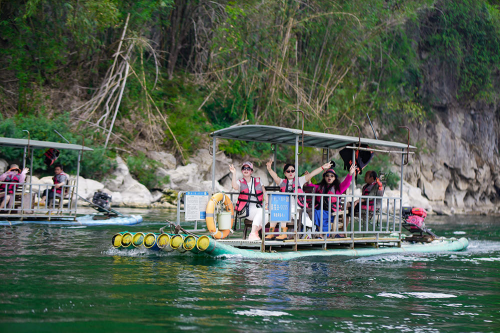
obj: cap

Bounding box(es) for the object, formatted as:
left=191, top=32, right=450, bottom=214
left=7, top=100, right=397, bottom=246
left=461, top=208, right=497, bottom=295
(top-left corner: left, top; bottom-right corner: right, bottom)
left=323, top=168, right=336, bottom=175
left=241, top=161, right=254, bottom=169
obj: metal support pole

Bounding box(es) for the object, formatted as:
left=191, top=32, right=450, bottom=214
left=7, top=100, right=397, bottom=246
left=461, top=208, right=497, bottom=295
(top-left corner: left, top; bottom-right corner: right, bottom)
left=350, top=149, right=356, bottom=246
left=211, top=137, right=217, bottom=193
left=273, top=144, right=277, bottom=185
left=22, top=147, right=27, bottom=169
left=75, top=150, right=81, bottom=219
left=29, top=148, right=33, bottom=211
left=294, top=135, right=299, bottom=250
left=399, top=149, right=404, bottom=247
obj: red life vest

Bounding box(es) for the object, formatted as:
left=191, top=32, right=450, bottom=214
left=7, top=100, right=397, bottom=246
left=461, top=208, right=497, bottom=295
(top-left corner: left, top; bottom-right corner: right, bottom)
left=236, top=177, right=264, bottom=212
left=280, top=178, right=306, bottom=208
left=53, top=172, right=68, bottom=194
left=361, top=179, right=384, bottom=211
left=0, top=173, right=21, bottom=194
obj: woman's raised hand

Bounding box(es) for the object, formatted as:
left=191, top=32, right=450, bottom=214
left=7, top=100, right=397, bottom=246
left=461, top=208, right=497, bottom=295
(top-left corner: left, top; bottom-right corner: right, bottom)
left=266, top=159, right=273, bottom=171
left=321, top=162, right=331, bottom=170
left=348, top=164, right=356, bottom=176
left=229, top=164, right=236, bottom=174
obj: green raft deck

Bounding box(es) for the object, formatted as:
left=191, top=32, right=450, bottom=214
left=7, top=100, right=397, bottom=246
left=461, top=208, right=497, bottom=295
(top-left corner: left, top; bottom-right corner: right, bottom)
left=111, top=232, right=469, bottom=261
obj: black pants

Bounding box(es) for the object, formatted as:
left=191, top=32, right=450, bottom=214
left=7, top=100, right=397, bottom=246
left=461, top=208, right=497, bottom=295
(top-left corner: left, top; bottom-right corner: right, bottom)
left=43, top=189, right=61, bottom=207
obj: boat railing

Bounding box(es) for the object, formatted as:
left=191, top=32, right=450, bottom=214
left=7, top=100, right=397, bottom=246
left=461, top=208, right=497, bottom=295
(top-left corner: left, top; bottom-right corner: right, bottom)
left=262, top=191, right=403, bottom=250
left=0, top=180, right=77, bottom=218
left=175, top=189, right=403, bottom=248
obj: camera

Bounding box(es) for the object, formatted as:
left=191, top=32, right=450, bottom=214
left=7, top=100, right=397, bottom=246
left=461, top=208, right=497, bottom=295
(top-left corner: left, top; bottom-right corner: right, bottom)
left=330, top=160, right=336, bottom=168
left=92, top=192, right=112, bottom=211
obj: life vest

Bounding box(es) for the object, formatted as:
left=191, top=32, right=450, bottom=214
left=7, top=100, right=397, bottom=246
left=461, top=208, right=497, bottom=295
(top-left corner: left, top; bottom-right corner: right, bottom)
left=280, top=178, right=306, bottom=208
left=314, top=185, right=340, bottom=211
left=0, top=173, right=21, bottom=194
left=44, top=148, right=60, bottom=167
left=339, top=144, right=374, bottom=176
left=235, top=177, right=264, bottom=212
left=361, top=179, right=384, bottom=211
left=53, top=172, right=68, bottom=194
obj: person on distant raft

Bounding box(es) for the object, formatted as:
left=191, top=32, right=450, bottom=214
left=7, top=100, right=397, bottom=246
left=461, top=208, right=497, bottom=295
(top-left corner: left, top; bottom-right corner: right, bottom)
left=0, top=164, right=29, bottom=210
left=39, top=164, right=68, bottom=208
left=230, top=161, right=267, bottom=241
left=266, top=159, right=332, bottom=240
left=308, top=164, right=356, bottom=236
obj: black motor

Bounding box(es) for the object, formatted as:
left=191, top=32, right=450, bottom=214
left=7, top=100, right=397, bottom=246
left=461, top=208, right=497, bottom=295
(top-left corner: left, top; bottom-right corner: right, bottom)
left=92, top=192, right=112, bottom=211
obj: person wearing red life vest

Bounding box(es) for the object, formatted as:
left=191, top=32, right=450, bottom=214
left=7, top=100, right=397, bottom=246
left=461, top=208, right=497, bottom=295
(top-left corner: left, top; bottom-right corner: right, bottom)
left=266, top=159, right=332, bottom=240
left=230, top=161, right=267, bottom=241
left=39, top=164, right=69, bottom=208
left=346, top=170, right=384, bottom=223
left=0, top=164, right=29, bottom=210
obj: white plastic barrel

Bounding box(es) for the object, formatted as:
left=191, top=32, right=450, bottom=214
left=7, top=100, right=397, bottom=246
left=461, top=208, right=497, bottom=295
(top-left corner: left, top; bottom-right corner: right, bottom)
left=217, top=212, right=232, bottom=230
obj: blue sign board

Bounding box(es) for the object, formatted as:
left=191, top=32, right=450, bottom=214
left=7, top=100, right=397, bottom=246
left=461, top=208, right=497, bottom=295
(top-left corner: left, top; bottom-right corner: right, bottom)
left=269, top=194, right=291, bottom=222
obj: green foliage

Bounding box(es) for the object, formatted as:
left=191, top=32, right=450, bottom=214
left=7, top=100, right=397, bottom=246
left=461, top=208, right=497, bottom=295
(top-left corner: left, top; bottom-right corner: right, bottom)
left=0, top=113, right=115, bottom=180
left=126, top=151, right=169, bottom=190
left=422, top=0, right=500, bottom=100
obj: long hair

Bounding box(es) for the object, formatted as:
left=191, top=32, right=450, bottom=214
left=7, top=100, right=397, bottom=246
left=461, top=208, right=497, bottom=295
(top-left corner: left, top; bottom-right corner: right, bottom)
left=317, top=172, right=340, bottom=194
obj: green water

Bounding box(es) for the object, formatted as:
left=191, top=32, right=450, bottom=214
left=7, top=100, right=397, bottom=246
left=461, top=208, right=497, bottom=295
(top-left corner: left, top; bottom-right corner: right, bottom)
left=1, top=211, right=499, bottom=332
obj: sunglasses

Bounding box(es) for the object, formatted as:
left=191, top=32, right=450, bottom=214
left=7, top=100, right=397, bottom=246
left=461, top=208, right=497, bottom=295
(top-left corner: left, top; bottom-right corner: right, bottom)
left=285, top=169, right=295, bottom=174
left=325, top=174, right=336, bottom=178
left=242, top=167, right=253, bottom=171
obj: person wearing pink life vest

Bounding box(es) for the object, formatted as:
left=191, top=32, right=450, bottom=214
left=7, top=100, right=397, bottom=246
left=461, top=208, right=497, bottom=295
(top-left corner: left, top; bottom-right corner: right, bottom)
left=266, top=159, right=332, bottom=240
left=39, top=164, right=69, bottom=207
left=230, top=161, right=268, bottom=241
left=0, top=164, right=29, bottom=210
left=307, top=164, right=356, bottom=235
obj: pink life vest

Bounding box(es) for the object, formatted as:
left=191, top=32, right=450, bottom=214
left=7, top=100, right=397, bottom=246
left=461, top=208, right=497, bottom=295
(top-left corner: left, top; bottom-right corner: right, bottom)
left=314, top=185, right=341, bottom=211
left=236, top=177, right=264, bottom=212
left=280, top=178, right=306, bottom=208
left=0, top=173, right=21, bottom=194
left=53, top=172, right=68, bottom=194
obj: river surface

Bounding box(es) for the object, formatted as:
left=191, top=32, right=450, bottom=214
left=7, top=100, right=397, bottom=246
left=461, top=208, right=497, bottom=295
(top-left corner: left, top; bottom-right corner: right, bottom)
left=0, top=211, right=499, bottom=332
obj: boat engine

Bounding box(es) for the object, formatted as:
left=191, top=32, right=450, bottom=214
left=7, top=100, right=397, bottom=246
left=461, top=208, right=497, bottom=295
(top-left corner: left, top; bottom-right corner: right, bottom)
left=92, top=192, right=112, bottom=212
left=402, top=207, right=437, bottom=242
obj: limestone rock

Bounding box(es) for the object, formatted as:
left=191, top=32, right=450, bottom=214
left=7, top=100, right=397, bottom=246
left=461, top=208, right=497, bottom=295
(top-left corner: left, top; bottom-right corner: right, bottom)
left=147, top=151, right=176, bottom=170
left=76, top=176, right=105, bottom=200
left=102, top=156, right=153, bottom=207
left=0, top=159, right=8, bottom=173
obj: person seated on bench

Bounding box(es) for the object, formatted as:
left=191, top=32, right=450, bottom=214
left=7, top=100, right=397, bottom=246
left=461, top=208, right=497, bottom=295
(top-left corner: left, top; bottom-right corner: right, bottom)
left=39, top=164, right=68, bottom=208
left=230, top=161, right=267, bottom=241
left=346, top=170, right=384, bottom=223
left=0, top=164, right=29, bottom=211
left=266, top=159, right=331, bottom=240
left=308, top=164, right=356, bottom=235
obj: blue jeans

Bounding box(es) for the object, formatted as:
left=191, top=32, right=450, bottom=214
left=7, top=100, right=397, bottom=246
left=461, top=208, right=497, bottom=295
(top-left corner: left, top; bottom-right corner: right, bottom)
left=314, top=210, right=333, bottom=233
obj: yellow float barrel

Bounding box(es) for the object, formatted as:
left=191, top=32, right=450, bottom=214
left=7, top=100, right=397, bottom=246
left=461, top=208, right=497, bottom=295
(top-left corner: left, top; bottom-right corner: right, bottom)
left=196, top=235, right=216, bottom=253
left=121, top=232, right=135, bottom=249
left=111, top=232, right=127, bottom=249
left=132, top=232, right=145, bottom=247
left=157, top=234, right=173, bottom=252
left=183, top=235, right=200, bottom=254
left=170, top=234, right=185, bottom=252
left=143, top=233, right=160, bottom=250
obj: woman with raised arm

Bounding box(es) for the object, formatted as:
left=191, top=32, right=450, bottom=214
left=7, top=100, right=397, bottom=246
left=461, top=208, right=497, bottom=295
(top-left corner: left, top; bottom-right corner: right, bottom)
left=266, top=159, right=331, bottom=240
left=230, top=161, right=267, bottom=241
left=308, top=164, right=356, bottom=236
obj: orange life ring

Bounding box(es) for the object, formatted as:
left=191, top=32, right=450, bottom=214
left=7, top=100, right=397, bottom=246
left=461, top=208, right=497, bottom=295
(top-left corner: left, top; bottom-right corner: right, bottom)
left=205, top=193, right=235, bottom=239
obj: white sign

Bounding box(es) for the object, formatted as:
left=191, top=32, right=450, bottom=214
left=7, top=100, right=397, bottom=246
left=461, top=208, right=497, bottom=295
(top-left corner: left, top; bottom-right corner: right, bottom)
left=185, top=191, right=209, bottom=221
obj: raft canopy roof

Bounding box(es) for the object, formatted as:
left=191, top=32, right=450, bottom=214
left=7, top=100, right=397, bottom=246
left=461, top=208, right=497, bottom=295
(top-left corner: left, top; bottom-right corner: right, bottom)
left=0, top=137, right=94, bottom=151
left=211, top=125, right=415, bottom=150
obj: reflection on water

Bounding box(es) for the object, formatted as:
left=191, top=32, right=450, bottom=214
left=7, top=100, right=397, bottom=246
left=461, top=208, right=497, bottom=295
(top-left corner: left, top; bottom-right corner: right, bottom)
left=0, top=212, right=499, bottom=331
